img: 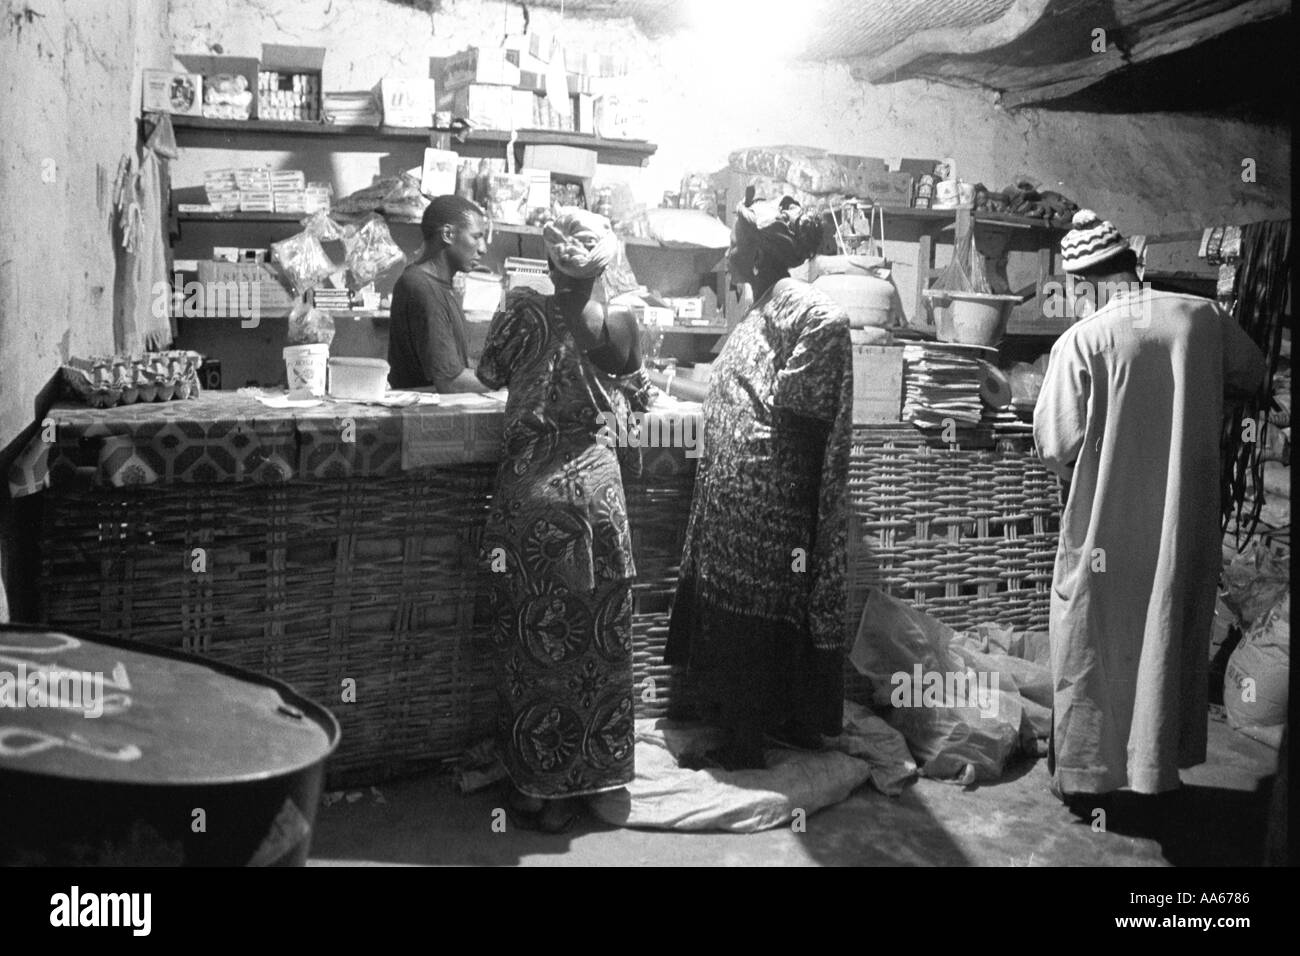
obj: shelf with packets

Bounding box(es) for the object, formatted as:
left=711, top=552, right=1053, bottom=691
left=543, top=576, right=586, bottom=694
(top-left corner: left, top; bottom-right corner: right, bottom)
left=166, top=114, right=657, bottom=168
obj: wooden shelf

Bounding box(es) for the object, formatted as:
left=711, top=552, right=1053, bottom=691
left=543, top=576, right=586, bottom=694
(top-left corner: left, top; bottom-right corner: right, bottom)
left=167, top=114, right=657, bottom=166
left=173, top=210, right=667, bottom=248
left=660, top=325, right=730, bottom=335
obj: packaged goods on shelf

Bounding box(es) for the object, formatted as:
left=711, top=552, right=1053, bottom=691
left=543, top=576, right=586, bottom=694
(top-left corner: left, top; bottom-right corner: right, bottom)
left=142, top=69, right=203, bottom=116
left=274, top=190, right=307, bottom=214
left=304, top=183, right=333, bottom=214
left=271, top=170, right=306, bottom=190
left=572, top=93, right=594, bottom=134
left=487, top=173, right=530, bottom=225
left=177, top=53, right=260, bottom=116
left=202, top=73, right=253, bottom=121
left=430, top=47, right=521, bottom=92
left=259, top=44, right=325, bottom=122
left=322, top=90, right=382, bottom=126
left=420, top=148, right=460, bottom=198
left=442, top=84, right=515, bottom=130
left=519, top=169, right=552, bottom=224
left=522, top=144, right=598, bottom=180
left=376, top=77, right=438, bottom=128
left=512, top=90, right=538, bottom=130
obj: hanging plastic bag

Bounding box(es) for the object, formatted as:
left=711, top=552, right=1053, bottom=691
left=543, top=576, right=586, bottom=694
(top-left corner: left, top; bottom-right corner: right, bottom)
left=300, top=210, right=347, bottom=243
left=271, top=230, right=336, bottom=295
left=342, top=213, right=406, bottom=287
left=286, top=300, right=335, bottom=347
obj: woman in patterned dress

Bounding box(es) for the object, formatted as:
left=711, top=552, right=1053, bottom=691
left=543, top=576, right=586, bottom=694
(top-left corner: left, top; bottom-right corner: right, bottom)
left=666, top=197, right=852, bottom=771
left=477, top=209, right=651, bottom=832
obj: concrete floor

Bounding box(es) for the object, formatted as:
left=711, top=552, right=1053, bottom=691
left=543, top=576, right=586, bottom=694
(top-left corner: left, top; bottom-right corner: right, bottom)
left=308, top=709, right=1280, bottom=866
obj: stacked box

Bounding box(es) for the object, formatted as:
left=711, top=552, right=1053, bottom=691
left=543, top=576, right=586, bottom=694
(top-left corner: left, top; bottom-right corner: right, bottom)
left=442, top=84, right=515, bottom=129
left=304, top=183, right=333, bottom=214
left=431, top=48, right=521, bottom=92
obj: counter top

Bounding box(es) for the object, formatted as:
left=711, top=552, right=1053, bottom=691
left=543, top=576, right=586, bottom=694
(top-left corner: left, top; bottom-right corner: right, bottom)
left=9, top=390, right=701, bottom=497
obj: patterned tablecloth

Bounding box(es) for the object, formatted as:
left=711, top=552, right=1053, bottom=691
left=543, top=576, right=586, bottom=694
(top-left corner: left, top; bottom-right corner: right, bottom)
left=8, top=391, right=701, bottom=497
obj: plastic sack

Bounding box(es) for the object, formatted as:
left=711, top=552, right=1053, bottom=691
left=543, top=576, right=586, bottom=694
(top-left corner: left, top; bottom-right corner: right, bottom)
left=1006, top=362, right=1046, bottom=404
left=644, top=208, right=731, bottom=249
left=271, top=230, right=336, bottom=295
left=286, top=300, right=335, bottom=346
left=848, top=588, right=1025, bottom=783
left=1224, top=593, right=1289, bottom=733
left=1221, top=540, right=1290, bottom=627
left=342, top=214, right=405, bottom=287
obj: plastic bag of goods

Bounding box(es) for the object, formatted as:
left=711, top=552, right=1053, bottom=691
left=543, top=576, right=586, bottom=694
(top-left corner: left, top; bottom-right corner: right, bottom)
left=848, top=588, right=1025, bottom=783
left=381, top=172, right=430, bottom=220
left=271, top=230, right=336, bottom=295
left=286, top=300, right=335, bottom=347
left=728, top=146, right=853, bottom=196
left=342, top=214, right=405, bottom=287
left=1224, top=593, right=1289, bottom=736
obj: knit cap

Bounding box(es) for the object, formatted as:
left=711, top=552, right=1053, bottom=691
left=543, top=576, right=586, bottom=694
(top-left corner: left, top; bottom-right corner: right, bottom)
left=1060, top=209, right=1130, bottom=272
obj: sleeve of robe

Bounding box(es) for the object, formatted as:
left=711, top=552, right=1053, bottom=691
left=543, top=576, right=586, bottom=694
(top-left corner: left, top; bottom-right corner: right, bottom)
left=1034, top=330, right=1091, bottom=479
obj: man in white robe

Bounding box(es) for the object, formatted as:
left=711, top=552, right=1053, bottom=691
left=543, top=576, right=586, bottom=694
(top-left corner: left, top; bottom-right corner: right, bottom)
left=1034, top=211, right=1265, bottom=803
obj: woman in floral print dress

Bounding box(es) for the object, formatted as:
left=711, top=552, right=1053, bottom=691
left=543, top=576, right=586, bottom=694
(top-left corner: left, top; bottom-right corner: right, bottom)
left=666, top=198, right=852, bottom=771
left=477, top=209, right=650, bottom=832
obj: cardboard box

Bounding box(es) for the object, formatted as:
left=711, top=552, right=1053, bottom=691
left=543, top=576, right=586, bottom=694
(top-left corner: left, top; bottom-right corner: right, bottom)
left=431, top=48, right=521, bottom=91
left=442, top=84, right=515, bottom=130
left=176, top=54, right=259, bottom=118
left=866, top=171, right=915, bottom=208
left=567, top=73, right=593, bottom=95
left=142, top=70, right=203, bottom=116
left=528, top=31, right=554, bottom=63
left=196, top=260, right=298, bottom=314
left=259, top=45, right=325, bottom=120
left=376, top=77, right=437, bottom=128
left=521, top=144, right=598, bottom=179
left=512, top=89, right=539, bottom=130
left=516, top=70, right=547, bottom=93
left=851, top=341, right=905, bottom=423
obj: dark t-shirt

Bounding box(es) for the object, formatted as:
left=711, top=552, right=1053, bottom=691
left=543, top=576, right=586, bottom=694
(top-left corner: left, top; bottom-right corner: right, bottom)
left=386, top=262, right=469, bottom=389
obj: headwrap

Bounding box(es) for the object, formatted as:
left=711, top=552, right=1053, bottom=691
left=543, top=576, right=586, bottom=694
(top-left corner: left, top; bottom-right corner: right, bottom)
left=543, top=207, right=619, bottom=280
left=1060, top=209, right=1130, bottom=273
left=727, top=197, right=822, bottom=280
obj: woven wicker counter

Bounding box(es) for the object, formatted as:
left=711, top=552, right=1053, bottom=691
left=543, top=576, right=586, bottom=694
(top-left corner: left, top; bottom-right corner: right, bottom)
left=19, top=392, right=699, bottom=786
left=17, top=395, right=1060, bottom=785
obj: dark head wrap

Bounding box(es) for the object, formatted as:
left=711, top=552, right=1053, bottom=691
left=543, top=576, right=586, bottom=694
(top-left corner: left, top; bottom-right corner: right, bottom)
left=727, top=196, right=824, bottom=280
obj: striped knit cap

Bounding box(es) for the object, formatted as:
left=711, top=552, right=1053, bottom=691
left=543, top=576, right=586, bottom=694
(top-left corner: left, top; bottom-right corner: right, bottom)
left=1060, top=209, right=1130, bottom=272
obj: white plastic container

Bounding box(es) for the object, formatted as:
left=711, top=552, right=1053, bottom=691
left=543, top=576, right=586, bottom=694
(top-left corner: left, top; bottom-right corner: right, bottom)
left=327, top=357, right=390, bottom=401
left=283, top=343, right=329, bottom=396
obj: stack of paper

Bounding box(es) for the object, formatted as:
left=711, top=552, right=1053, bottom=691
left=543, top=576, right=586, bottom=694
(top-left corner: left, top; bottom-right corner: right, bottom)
left=902, top=344, right=985, bottom=427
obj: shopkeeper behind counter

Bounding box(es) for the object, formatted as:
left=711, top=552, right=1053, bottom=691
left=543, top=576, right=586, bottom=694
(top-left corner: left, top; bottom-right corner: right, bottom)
left=387, top=195, right=491, bottom=393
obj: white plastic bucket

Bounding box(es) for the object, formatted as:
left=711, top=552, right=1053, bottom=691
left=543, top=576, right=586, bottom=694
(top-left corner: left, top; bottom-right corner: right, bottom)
left=327, top=357, right=390, bottom=402
left=283, top=344, right=329, bottom=396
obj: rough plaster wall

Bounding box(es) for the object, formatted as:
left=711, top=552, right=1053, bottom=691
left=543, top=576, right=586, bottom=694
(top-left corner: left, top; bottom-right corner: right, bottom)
left=0, top=0, right=172, bottom=451
left=168, top=0, right=1289, bottom=235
